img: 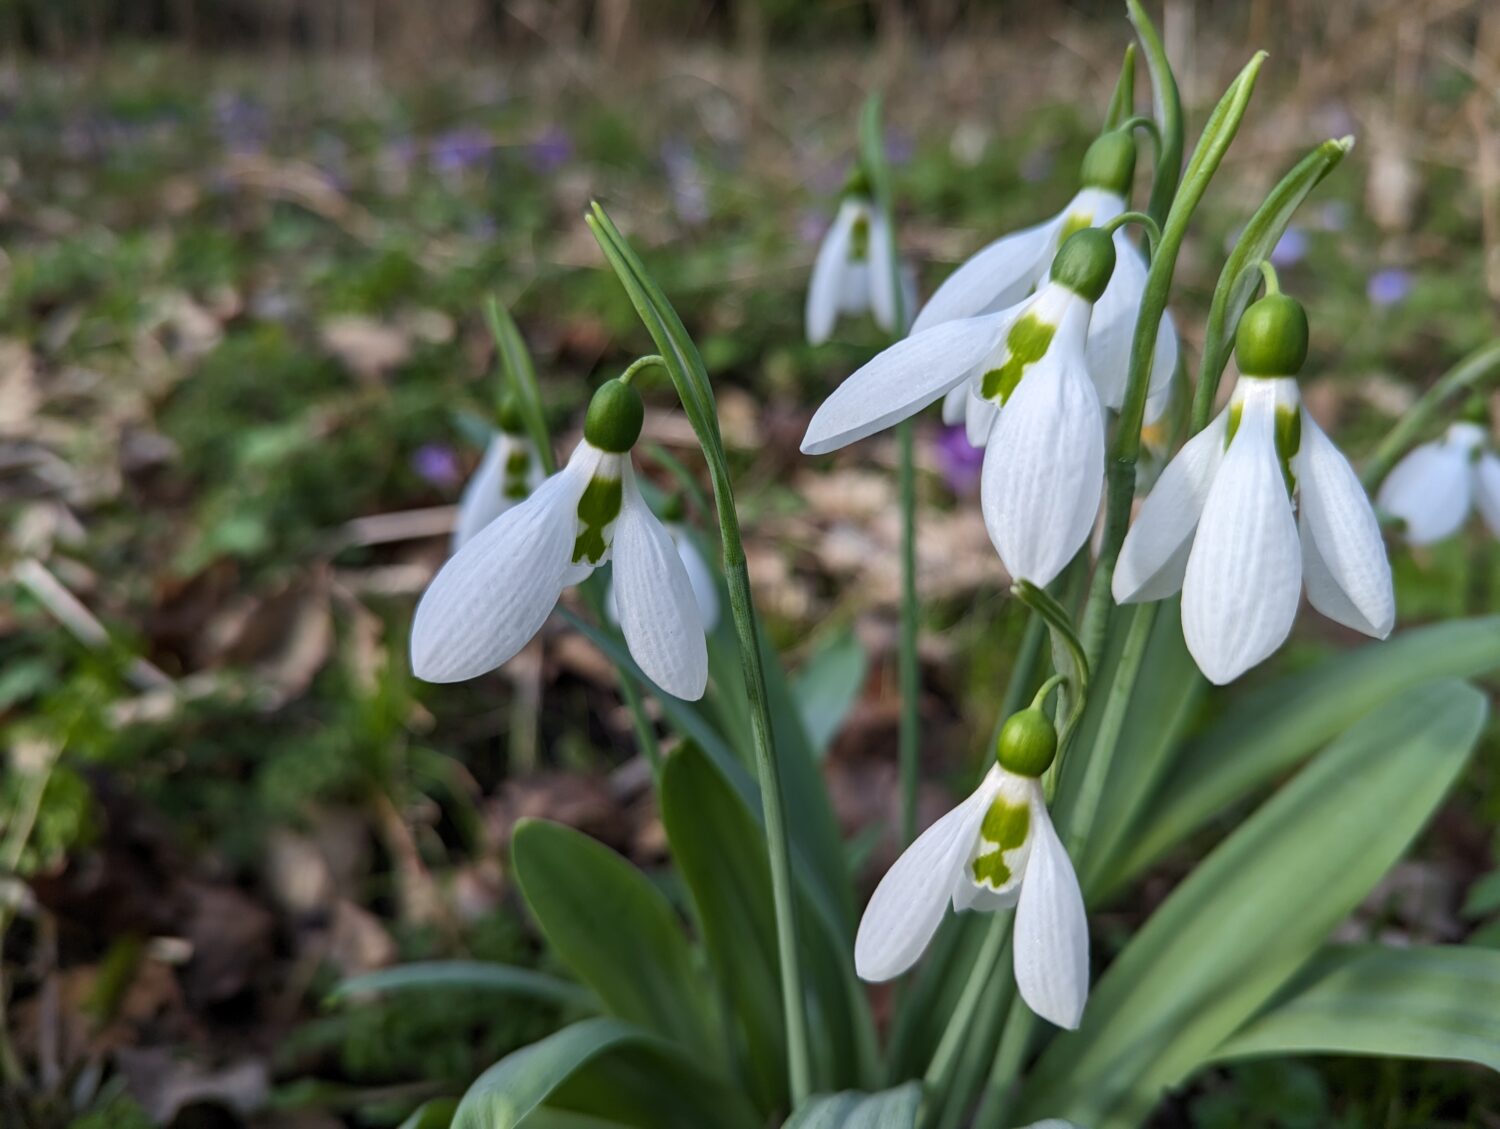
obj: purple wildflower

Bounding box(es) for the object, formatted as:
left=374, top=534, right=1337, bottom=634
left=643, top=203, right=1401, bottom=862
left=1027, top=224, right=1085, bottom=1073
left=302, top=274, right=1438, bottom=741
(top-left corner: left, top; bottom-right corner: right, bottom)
left=1270, top=227, right=1308, bottom=268
left=413, top=444, right=463, bottom=489
left=1368, top=267, right=1414, bottom=308
left=430, top=127, right=493, bottom=176
left=527, top=125, right=573, bottom=173
left=934, top=425, right=984, bottom=497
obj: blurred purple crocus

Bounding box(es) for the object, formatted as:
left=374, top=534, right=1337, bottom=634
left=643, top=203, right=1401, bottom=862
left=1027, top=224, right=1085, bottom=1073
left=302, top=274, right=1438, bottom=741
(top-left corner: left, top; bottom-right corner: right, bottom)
left=1269, top=227, right=1308, bottom=268
left=413, top=444, right=463, bottom=489
left=1368, top=267, right=1413, bottom=308
left=430, top=127, right=493, bottom=176
left=528, top=126, right=573, bottom=173
left=934, top=425, right=984, bottom=497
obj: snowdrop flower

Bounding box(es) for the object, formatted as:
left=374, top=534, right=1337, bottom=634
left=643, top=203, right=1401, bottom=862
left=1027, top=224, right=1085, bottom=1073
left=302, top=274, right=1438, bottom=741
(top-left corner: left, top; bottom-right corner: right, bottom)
left=920, top=130, right=1177, bottom=426
left=606, top=494, right=720, bottom=632
left=804, top=228, right=1119, bottom=587
left=806, top=185, right=901, bottom=345
left=451, top=397, right=544, bottom=551
left=855, top=709, right=1089, bottom=1030
left=412, top=377, right=709, bottom=700
left=1377, top=420, right=1500, bottom=545
left=1114, top=289, right=1394, bottom=684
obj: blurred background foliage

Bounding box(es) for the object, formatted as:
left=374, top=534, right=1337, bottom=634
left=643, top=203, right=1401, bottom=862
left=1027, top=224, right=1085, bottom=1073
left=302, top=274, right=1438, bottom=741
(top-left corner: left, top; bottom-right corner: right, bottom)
left=1, top=0, right=1499, bottom=1126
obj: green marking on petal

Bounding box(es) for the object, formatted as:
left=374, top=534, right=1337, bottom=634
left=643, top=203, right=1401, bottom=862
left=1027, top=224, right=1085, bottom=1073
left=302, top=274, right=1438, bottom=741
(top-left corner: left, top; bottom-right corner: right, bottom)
left=1276, top=404, right=1301, bottom=494
left=502, top=448, right=533, bottom=501
left=970, top=795, right=1030, bottom=889
left=849, top=213, right=870, bottom=262
left=980, top=313, right=1056, bottom=403
left=971, top=851, right=1011, bottom=887
left=1058, top=210, right=1094, bottom=244
left=572, top=475, right=622, bottom=565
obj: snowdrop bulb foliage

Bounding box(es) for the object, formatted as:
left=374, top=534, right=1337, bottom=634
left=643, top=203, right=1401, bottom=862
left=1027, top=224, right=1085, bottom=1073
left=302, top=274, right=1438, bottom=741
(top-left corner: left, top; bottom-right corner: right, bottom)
left=411, top=377, right=709, bottom=700
left=1377, top=421, right=1500, bottom=545
left=855, top=709, right=1090, bottom=1030
left=451, top=398, right=544, bottom=551
left=1114, top=291, right=1394, bottom=684
left=922, top=130, right=1178, bottom=430
left=803, top=228, right=1119, bottom=587
left=806, top=194, right=900, bottom=345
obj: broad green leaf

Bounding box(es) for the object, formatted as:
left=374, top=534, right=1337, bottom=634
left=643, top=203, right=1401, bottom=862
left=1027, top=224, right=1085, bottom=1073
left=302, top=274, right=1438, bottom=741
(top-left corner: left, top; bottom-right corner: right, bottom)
left=397, top=1097, right=456, bottom=1129
left=330, top=961, right=592, bottom=1010
left=783, top=1083, right=922, bottom=1129
left=511, top=820, right=716, bottom=1055
left=1212, top=944, right=1500, bottom=1071
left=792, top=629, right=868, bottom=758
left=1462, top=870, right=1500, bottom=919
left=661, top=744, right=787, bottom=1113
left=1021, top=679, right=1487, bottom=1129
left=453, top=1018, right=757, bottom=1129
left=1108, top=616, right=1500, bottom=890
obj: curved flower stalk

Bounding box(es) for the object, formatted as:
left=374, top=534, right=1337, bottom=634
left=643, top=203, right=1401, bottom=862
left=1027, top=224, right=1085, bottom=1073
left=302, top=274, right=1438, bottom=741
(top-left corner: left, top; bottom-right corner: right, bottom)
left=806, top=191, right=907, bottom=344
left=1114, top=286, right=1394, bottom=684
left=606, top=495, right=721, bottom=632
left=1377, top=420, right=1500, bottom=545
left=411, top=376, right=709, bottom=700
left=854, top=708, right=1089, bottom=1030
left=922, top=130, right=1179, bottom=429
left=451, top=397, right=545, bottom=551
left=804, top=228, right=1119, bottom=587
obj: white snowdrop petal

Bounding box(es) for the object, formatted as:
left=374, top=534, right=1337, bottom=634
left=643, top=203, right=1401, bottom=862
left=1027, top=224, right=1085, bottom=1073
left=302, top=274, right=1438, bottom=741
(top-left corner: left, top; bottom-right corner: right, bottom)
left=611, top=469, right=709, bottom=701
left=868, top=210, right=899, bottom=334
left=1181, top=395, right=1302, bottom=684
left=674, top=529, right=722, bottom=632
left=1113, top=411, right=1228, bottom=603
left=952, top=880, right=1022, bottom=913
left=1082, top=232, right=1144, bottom=410
left=980, top=348, right=1105, bottom=586
left=911, top=218, right=1057, bottom=334
left=855, top=770, right=1001, bottom=982
left=966, top=384, right=999, bottom=448
left=806, top=200, right=859, bottom=346
left=1297, top=411, right=1394, bottom=638
left=941, top=382, right=970, bottom=426
left=1013, top=798, right=1089, bottom=1030
left=1475, top=452, right=1500, bottom=538
left=802, top=315, right=1006, bottom=455
left=1375, top=440, right=1472, bottom=546
left=411, top=448, right=597, bottom=682
left=451, top=435, right=510, bottom=552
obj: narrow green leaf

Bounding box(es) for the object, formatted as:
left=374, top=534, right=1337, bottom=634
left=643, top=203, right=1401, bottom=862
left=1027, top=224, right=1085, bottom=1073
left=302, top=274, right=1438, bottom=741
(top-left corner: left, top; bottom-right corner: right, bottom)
left=330, top=961, right=592, bottom=1010
left=1103, top=43, right=1138, bottom=130
left=1193, top=138, right=1351, bottom=428
left=397, top=1097, right=457, bottom=1129
left=453, top=1018, right=757, bottom=1129
left=1109, top=616, right=1500, bottom=889
left=1021, top=679, right=1487, bottom=1128
left=483, top=297, right=556, bottom=476
left=1212, top=944, right=1500, bottom=1071
left=783, top=1083, right=922, bottom=1129
left=791, top=629, right=869, bottom=757
left=511, top=820, right=716, bottom=1054
left=1128, top=0, right=1183, bottom=225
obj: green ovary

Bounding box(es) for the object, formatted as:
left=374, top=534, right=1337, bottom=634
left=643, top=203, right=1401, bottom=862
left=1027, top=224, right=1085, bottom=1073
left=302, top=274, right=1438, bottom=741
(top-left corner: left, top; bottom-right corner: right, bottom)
left=980, top=314, right=1056, bottom=403
left=970, top=796, right=1030, bottom=889
left=502, top=448, right=532, bottom=501
left=572, top=475, right=622, bottom=565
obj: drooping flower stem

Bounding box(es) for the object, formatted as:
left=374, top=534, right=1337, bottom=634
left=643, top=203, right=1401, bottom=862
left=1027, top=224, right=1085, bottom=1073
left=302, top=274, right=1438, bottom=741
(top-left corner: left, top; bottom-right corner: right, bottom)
left=1361, top=339, right=1500, bottom=490
left=586, top=203, right=814, bottom=1105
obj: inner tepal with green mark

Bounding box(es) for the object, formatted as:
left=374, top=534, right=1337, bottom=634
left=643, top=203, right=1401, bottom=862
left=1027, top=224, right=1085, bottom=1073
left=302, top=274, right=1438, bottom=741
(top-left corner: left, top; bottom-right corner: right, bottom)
left=971, top=794, right=1030, bottom=889
left=501, top=446, right=532, bottom=501
left=849, top=211, right=870, bottom=263
left=980, top=313, right=1056, bottom=405
left=572, top=473, right=622, bottom=565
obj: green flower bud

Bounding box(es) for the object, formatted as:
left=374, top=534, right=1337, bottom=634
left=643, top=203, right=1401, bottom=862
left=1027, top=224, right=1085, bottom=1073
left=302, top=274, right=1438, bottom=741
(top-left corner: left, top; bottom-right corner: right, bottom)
left=1079, top=130, right=1137, bottom=196
left=497, top=393, right=527, bottom=436
left=584, top=379, right=645, bottom=453
left=1235, top=293, right=1309, bottom=378
left=996, top=708, right=1058, bottom=778
left=1050, top=228, right=1116, bottom=303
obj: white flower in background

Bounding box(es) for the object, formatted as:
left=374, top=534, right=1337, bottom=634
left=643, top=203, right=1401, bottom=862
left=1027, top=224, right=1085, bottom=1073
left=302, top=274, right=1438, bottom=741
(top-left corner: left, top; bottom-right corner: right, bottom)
left=803, top=228, right=1118, bottom=587
left=451, top=400, right=544, bottom=551
left=412, top=378, right=709, bottom=700
left=606, top=500, right=720, bottom=632
left=855, top=710, right=1089, bottom=1030
left=923, top=130, right=1178, bottom=429
left=806, top=194, right=901, bottom=345
left=1376, top=421, right=1500, bottom=545
left=1114, top=292, right=1394, bottom=685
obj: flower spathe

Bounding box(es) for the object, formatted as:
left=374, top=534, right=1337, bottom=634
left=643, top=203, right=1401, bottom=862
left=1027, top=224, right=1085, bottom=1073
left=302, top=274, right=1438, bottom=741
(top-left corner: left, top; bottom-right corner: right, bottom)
left=411, top=385, right=709, bottom=701
left=803, top=230, right=1117, bottom=587
left=451, top=429, right=544, bottom=551
left=1377, top=421, right=1500, bottom=545
left=806, top=196, right=899, bottom=345
left=854, top=762, right=1089, bottom=1029
left=1114, top=375, right=1395, bottom=684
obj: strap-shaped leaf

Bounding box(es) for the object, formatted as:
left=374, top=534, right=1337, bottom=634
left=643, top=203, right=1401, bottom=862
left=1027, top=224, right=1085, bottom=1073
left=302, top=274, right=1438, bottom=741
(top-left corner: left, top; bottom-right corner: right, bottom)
left=511, top=820, right=717, bottom=1055
left=791, top=629, right=869, bottom=758
left=483, top=296, right=556, bottom=476
left=783, top=1083, right=922, bottom=1129
left=331, top=960, right=592, bottom=1010
left=1213, top=944, right=1500, bottom=1070
left=1020, top=679, right=1487, bottom=1129
left=453, top=1018, right=758, bottom=1129
left=1106, top=616, right=1500, bottom=891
